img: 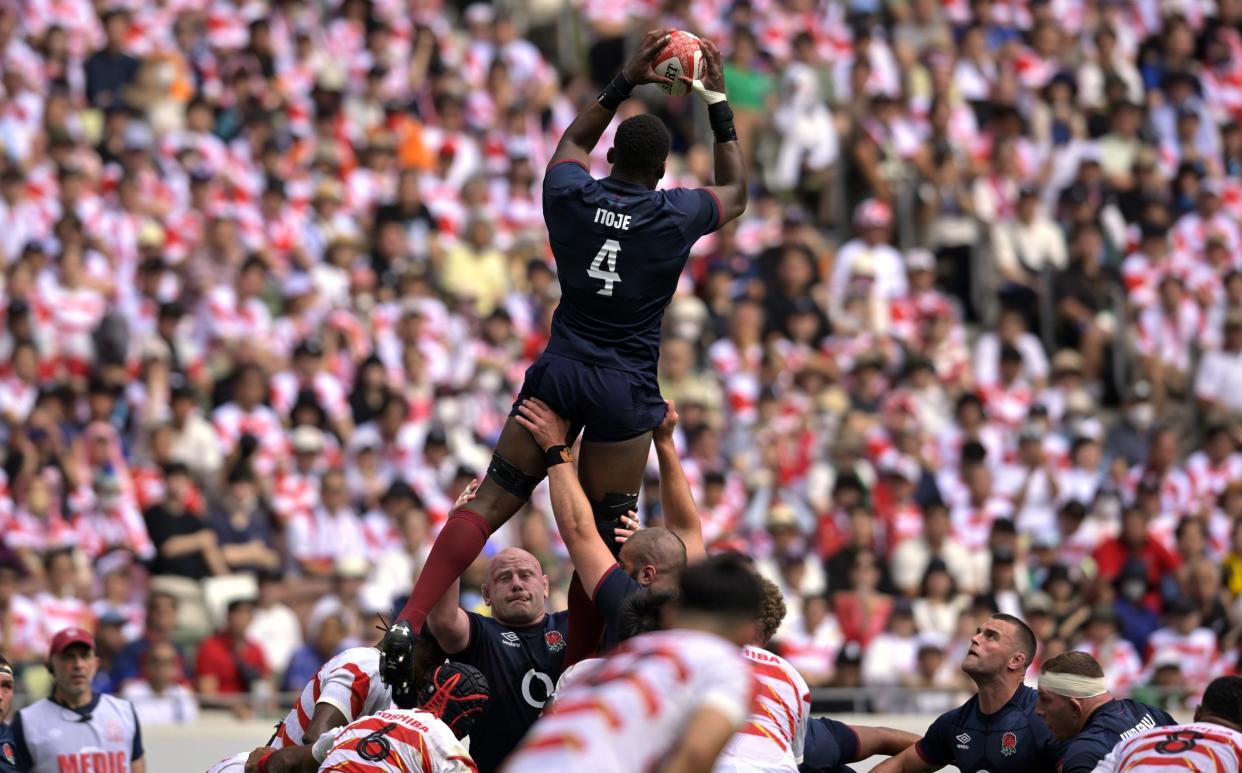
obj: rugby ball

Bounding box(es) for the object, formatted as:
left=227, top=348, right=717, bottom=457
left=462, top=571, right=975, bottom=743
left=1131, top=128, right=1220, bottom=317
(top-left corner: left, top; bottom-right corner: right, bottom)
left=653, top=31, right=704, bottom=97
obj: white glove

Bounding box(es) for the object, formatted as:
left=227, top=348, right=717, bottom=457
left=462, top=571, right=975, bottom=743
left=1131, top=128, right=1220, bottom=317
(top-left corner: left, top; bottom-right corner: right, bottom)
left=312, top=726, right=345, bottom=763
left=687, top=78, right=727, bottom=105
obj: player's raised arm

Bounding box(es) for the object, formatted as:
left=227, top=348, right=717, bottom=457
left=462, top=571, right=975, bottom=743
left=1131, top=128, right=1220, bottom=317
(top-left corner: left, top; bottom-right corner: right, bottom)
left=514, top=398, right=619, bottom=591
left=547, top=30, right=673, bottom=171
left=684, top=39, right=748, bottom=225
left=652, top=401, right=706, bottom=562
left=422, top=481, right=481, bottom=655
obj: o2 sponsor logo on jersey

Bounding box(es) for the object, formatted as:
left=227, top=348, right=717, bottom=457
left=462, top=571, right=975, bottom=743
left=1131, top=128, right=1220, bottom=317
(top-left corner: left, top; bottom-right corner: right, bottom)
left=1000, top=731, right=1018, bottom=757
left=544, top=631, right=565, bottom=653
left=521, top=669, right=555, bottom=709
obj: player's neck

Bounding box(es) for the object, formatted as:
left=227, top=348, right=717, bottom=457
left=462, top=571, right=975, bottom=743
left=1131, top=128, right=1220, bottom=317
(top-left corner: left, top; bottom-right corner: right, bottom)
left=972, top=674, right=1023, bottom=715
left=609, top=168, right=655, bottom=190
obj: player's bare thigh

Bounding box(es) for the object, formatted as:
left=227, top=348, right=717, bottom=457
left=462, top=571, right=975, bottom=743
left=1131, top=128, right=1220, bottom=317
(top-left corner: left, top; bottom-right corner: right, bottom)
left=578, top=431, right=653, bottom=500
left=468, top=415, right=548, bottom=531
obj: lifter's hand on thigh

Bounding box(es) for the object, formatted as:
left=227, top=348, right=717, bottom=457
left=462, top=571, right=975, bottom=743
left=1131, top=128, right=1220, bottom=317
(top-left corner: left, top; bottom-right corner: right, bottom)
left=515, top=398, right=570, bottom=451
left=613, top=512, right=642, bottom=545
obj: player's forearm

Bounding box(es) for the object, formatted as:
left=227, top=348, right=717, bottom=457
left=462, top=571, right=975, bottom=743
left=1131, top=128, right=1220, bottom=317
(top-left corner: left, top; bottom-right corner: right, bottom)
left=870, top=744, right=938, bottom=773
left=546, top=464, right=601, bottom=546
left=654, top=438, right=705, bottom=561
left=712, top=138, right=746, bottom=196
left=851, top=726, right=922, bottom=761
left=426, top=576, right=470, bottom=654
left=558, top=102, right=616, bottom=156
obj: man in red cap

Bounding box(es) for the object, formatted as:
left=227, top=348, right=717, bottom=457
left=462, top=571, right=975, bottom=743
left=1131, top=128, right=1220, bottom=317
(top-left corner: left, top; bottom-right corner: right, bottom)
left=10, top=627, right=146, bottom=772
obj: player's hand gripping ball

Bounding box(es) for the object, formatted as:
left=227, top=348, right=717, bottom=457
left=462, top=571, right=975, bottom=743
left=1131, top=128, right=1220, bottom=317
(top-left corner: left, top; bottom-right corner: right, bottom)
left=653, top=31, right=705, bottom=97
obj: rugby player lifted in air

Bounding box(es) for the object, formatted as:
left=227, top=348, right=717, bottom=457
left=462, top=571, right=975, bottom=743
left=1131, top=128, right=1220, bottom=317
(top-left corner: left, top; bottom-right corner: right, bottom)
left=384, top=28, right=746, bottom=689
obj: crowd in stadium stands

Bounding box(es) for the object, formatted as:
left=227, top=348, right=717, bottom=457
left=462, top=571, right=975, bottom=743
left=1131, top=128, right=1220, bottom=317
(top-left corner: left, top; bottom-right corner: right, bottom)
left=1, top=0, right=1242, bottom=719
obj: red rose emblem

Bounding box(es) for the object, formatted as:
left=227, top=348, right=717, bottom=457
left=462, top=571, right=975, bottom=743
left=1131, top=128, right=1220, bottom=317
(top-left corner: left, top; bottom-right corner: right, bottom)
left=1001, top=731, right=1018, bottom=757
left=544, top=630, right=565, bottom=652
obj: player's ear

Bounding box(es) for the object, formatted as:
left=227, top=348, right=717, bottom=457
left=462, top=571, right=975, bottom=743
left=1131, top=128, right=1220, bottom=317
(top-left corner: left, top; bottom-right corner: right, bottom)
left=656, top=162, right=665, bottom=181
left=606, top=147, right=615, bottom=165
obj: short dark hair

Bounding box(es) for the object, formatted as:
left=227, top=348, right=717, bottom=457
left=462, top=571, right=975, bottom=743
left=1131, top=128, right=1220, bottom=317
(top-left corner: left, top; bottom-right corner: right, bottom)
left=617, top=588, right=677, bottom=641
left=992, top=613, right=1037, bottom=665
left=1041, top=650, right=1104, bottom=678
left=1202, top=676, right=1242, bottom=724
left=678, top=553, right=762, bottom=620
left=612, top=115, right=670, bottom=177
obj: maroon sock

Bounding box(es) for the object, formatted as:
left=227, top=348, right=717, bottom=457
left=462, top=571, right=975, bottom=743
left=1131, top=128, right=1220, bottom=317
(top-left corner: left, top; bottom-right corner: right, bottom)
left=396, top=508, right=491, bottom=630
left=563, top=571, right=606, bottom=667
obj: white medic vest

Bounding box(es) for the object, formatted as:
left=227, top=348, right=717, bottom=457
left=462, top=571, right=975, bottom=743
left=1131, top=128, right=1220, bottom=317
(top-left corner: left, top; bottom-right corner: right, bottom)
left=18, top=694, right=140, bottom=773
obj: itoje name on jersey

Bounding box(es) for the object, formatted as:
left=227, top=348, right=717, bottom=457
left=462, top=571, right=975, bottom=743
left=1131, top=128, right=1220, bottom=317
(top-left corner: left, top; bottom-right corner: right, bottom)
left=593, top=208, right=632, bottom=230
left=1118, top=713, right=1158, bottom=741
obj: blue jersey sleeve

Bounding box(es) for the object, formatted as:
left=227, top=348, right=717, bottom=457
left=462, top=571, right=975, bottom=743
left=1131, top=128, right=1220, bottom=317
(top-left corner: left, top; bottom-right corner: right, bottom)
left=664, top=187, right=722, bottom=238
left=1060, top=738, right=1112, bottom=773
left=457, top=611, right=486, bottom=660
left=914, top=709, right=957, bottom=767
left=130, top=703, right=144, bottom=761
left=801, top=717, right=861, bottom=771
left=10, top=711, right=31, bottom=771
left=594, top=565, right=638, bottom=624
left=543, top=159, right=591, bottom=202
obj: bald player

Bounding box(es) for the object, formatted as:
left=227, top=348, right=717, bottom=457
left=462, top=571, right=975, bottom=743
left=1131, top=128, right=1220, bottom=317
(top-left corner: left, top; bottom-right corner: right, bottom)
left=1035, top=652, right=1173, bottom=773
left=873, top=614, right=1061, bottom=773
left=515, top=396, right=705, bottom=658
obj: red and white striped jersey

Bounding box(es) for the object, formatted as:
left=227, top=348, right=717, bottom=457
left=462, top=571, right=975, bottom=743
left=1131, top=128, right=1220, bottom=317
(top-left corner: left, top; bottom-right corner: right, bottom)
left=318, top=708, right=475, bottom=773
left=271, top=647, right=392, bottom=750
left=717, top=646, right=811, bottom=772
left=1092, top=721, right=1242, bottom=772
left=1146, top=627, right=1219, bottom=693
left=507, top=630, right=755, bottom=773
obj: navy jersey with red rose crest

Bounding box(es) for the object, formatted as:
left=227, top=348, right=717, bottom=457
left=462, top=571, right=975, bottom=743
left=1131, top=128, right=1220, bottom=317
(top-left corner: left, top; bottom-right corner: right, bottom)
left=0, top=723, right=17, bottom=773
left=451, top=609, right=570, bottom=773
left=916, top=685, right=1063, bottom=772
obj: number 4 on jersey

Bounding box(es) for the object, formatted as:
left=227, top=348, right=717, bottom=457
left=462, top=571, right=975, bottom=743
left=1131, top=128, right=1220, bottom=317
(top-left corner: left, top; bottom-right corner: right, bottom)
left=588, top=239, right=622, bottom=296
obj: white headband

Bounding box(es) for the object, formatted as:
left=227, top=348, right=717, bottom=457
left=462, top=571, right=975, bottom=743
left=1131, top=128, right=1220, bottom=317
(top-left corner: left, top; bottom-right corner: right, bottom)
left=1038, top=671, right=1108, bottom=699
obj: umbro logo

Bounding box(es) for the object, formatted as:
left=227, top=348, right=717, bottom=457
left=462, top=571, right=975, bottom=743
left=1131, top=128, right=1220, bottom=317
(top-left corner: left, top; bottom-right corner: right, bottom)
left=501, top=632, right=522, bottom=648
left=956, top=733, right=971, bottom=750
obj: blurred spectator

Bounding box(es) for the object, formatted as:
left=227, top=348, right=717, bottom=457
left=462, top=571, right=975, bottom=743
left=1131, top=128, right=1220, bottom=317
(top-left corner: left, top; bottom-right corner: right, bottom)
left=247, top=575, right=302, bottom=682
left=143, top=463, right=227, bottom=580
left=114, top=591, right=187, bottom=687
left=912, top=560, right=967, bottom=640
left=85, top=9, right=141, bottom=109
left=195, top=598, right=268, bottom=718
left=0, top=552, right=41, bottom=666
left=287, top=469, right=366, bottom=577
left=34, top=549, right=93, bottom=640
left=1146, top=598, right=1218, bottom=697
left=281, top=608, right=346, bottom=693
left=92, top=611, right=128, bottom=695
left=208, top=469, right=279, bottom=577
left=122, top=640, right=199, bottom=726
left=1196, top=310, right=1242, bottom=420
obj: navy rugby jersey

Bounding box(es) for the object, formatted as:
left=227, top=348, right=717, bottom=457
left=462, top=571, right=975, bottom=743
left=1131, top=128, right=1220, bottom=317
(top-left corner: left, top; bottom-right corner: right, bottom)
left=916, top=684, right=1062, bottom=772
left=1057, top=699, right=1175, bottom=773
left=541, top=160, right=721, bottom=374
left=454, top=609, right=570, bottom=773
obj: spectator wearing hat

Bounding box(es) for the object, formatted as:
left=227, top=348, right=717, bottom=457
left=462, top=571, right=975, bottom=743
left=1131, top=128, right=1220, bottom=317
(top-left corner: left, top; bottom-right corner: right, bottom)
left=121, top=639, right=198, bottom=726
left=195, top=597, right=268, bottom=718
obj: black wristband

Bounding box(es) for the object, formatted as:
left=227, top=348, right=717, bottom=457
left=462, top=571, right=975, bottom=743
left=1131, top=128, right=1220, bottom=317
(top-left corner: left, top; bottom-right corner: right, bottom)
left=597, top=73, right=634, bottom=111
left=707, top=100, right=737, bottom=143
left=545, top=444, right=575, bottom=467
